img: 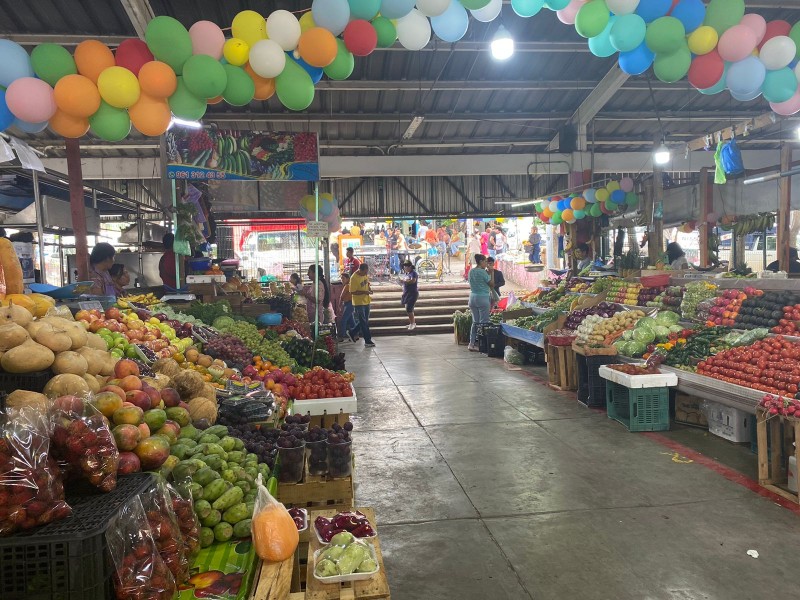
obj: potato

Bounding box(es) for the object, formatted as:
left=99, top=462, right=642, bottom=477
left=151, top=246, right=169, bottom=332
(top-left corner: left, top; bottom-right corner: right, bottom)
left=52, top=351, right=89, bottom=376
left=6, top=390, right=48, bottom=411
left=34, top=322, right=72, bottom=353
left=41, top=317, right=88, bottom=350
left=0, top=322, right=29, bottom=351
left=43, top=373, right=91, bottom=398
left=1, top=340, right=54, bottom=373
left=77, top=347, right=105, bottom=376
left=85, top=332, right=108, bottom=351
left=100, top=353, right=117, bottom=377
left=83, top=373, right=101, bottom=394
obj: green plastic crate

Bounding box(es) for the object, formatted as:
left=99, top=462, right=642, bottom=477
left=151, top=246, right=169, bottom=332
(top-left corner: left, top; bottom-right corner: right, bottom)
left=606, top=381, right=670, bottom=432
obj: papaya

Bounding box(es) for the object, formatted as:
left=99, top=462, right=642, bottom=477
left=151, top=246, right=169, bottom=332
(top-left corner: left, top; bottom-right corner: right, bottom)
left=0, top=239, right=24, bottom=295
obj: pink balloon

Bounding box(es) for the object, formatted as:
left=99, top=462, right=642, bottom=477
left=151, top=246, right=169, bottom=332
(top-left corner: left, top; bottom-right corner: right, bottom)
left=718, top=24, right=757, bottom=62
left=189, top=20, right=225, bottom=59
left=770, top=90, right=800, bottom=116
left=5, top=77, right=56, bottom=123
left=740, top=14, right=767, bottom=44
left=619, top=177, right=634, bottom=193
left=557, top=0, right=587, bottom=25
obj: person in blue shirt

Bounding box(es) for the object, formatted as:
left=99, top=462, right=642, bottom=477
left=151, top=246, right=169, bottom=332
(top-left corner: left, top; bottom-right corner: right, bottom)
left=467, top=254, right=493, bottom=351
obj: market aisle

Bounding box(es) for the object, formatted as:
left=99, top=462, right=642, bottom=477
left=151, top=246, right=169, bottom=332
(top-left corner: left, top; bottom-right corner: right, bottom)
left=345, top=334, right=800, bottom=600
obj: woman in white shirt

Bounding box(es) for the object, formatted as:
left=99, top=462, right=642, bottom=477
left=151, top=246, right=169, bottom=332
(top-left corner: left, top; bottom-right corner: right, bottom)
left=667, top=242, right=689, bottom=270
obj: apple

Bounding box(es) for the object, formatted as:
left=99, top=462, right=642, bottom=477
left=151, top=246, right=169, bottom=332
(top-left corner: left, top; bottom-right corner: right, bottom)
left=160, top=387, right=180, bottom=408
left=114, top=359, right=140, bottom=379
left=126, top=390, right=151, bottom=411
left=119, top=375, right=143, bottom=392
left=141, top=383, right=161, bottom=410
left=105, top=307, right=122, bottom=321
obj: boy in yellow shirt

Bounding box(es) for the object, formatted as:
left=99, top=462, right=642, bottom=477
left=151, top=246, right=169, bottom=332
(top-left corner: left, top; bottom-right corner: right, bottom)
left=349, top=263, right=374, bottom=347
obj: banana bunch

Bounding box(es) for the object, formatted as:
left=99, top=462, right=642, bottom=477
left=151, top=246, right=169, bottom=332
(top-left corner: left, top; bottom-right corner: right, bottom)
left=216, top=134, right=252, bottom=176
left=731, top=213, right=776, bottom=236
left=118, top=293, right=160, bottom=307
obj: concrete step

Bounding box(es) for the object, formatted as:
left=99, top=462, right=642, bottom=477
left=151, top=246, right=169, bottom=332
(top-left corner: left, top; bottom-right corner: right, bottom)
left=368, top=299, right=468, bottom=310
left=368, top=305, right=467, bottom=317
left=369, top=314, right=456, bottom=327
left=370, top=323, right=454, bottom=337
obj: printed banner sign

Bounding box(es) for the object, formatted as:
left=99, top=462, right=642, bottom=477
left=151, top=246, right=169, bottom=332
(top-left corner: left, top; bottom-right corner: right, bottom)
left=166, top=128, right=319, bottom=182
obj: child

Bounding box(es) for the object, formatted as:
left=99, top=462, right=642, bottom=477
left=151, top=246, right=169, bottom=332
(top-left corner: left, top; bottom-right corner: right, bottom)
left=289, top=272, right=302, bottom=292
left=339, top=272, right=360, bottom=342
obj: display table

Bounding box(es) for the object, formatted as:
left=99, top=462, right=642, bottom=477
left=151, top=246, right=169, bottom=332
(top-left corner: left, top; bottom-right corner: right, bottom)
left=660, top=366, right=762, bottom=415
left=500, top=323, right=544, bottom=347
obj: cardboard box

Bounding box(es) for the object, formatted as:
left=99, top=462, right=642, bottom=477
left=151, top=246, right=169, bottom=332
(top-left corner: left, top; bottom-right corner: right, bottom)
left=176, top=539, right=258, bottom=600
left=674, top=393, right=708, bottom=428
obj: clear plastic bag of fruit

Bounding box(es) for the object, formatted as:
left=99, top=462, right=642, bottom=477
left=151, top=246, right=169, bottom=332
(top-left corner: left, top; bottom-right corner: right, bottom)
left=251, top=474, right=299, bottom=562
left=0, top=406, right=72, bottom=536
left=165, top=480, right=201, bottom=561
left=140, top=478, right=189, bottom=584
left=107, top=495, right=176, bottom=600
left=50, top=395, right=119, bottom=492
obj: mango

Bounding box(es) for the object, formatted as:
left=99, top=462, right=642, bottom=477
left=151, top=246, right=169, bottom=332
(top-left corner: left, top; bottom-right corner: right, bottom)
left=143, top=408, right=167, bottom=431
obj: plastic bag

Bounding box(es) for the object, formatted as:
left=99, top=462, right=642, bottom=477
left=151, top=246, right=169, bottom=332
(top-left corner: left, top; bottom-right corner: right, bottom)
left=251, top=474, right=299, bottom=562
left=504, top=346, right=524, bottom=365
left=165, top=481, right=201, bottom=561
left=0, top=407, right=72, bottom=536
left=721, top=137, right=745, bottom=177
left=50, top=395, right=118, bottom=492
left=107, top=496, right=176, bottom=600
left=140, top=478, right=189, bottom=584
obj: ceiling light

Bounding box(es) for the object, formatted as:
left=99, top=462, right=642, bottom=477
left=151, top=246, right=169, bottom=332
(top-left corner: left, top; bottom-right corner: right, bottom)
left=402, top=115, right=425, bottom=140
left=491, top=25, right=514, bottom=60
left=653, top=142, right=671, bottom=166
left=169, top=117, right=203, bottom=130
left=511, top=199, right=539, bottom=208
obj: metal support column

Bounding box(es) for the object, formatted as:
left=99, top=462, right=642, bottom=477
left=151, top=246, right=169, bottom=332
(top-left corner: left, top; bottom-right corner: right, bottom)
left=777, top=143, right=792, bottom=272
left=65, top=138, right=89, bottom=281
left=32, top=171, right=47, bottom=285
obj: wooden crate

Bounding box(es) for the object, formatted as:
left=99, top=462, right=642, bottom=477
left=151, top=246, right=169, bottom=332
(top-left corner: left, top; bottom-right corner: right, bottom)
left=278, top=471, right=354, bottom=510
left=674, top=393, right=708, bottom=428
left=546, top=344, right=577, bottom=391
left=307, top=412, right=350, bottom=429
left=251, top=554, right=295, bottom=600
left=756, top=408, right=800, bottom=504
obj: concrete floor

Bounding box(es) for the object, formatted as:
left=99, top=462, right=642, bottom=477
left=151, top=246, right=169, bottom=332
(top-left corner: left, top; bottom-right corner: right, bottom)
left=345, top=334, right=800, bottom=600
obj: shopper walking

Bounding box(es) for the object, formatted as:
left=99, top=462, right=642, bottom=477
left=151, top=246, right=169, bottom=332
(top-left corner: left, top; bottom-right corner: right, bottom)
left=527, top=226, right=541, bottom=264
left=467, top=254, right=493, bottom=352
left=344, top=246, right=361, bottom=275
left=350, top=263, right=375, bottom=347
left=339, top=272, right=360, bottom=342
left=400, top=260, right=419, bottom=331
left=493, top=227, right=506, bottom=255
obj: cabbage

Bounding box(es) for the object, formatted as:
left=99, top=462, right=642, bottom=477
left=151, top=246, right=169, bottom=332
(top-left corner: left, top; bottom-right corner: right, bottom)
left=613, top=340, right=626, bottom=351
left=622, top=329, right=634, bottom=341
left=669, top=325, right=683, bottom=334
left=633, top=327, right=655, bottom=344
left=653, top=325, right=670, bottom=341
left=655, top=311, right=680, bottom=325
left=213, top=316, right=235, bottom=329
left=636, top=316, right=657, bottom=330
left=628, top=341, right=647, bottom=357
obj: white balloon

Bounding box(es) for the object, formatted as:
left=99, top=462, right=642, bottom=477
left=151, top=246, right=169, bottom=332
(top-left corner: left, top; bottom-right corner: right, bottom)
left=760, top=36, right=797, bottom=71
left=470, top=0, right=502, bottom=22
left=249, top=39, right=287, bottom=78
left=606, top=0, right=638, bottom=15
left=266, top=10, right=301, bottom=51
left=396, top=9, right=431, bottom=50
left=416, top=0, right=449, bottom=17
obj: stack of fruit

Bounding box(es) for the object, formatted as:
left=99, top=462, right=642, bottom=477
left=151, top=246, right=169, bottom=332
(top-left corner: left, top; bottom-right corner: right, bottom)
left=286, top=368, right=354, bottom=400
left=605, top=279, right=643, bottom=305
left=706, top=289, right=747, bottom=327
left=734, top=289, right=800, bottom=332
left=116, top=293, right=161, bottom=308
left=636, top=286, right=665, bottom=306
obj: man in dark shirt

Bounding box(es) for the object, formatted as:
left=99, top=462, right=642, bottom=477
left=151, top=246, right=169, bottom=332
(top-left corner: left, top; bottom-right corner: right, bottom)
left=767, top=247, right=800, bottom=274
left=487, top=257, right=505, bottom=300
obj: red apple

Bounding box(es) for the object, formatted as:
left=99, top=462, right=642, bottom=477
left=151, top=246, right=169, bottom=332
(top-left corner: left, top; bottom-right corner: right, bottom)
left=126, top=390, right=151, bottom=411
left=160, top=388, right=180, bottom=408
left=114, top=359, right=140, bottom=379
left=141, top=383, right=161, bottom=410
left=105, top=307, right=122, bottom=321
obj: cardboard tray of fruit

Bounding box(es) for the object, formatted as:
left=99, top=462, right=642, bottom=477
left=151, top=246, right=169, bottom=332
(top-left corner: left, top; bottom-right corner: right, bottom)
left=291, top=385, right=358, bottom=417
left=312, top=540, right=380, bottom=584
left=599, top=365, right=677, bottom=389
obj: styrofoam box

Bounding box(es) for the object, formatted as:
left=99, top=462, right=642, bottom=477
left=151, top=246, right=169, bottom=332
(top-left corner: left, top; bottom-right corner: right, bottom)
left=706, top=401, right=750, bottom=443
left=312, top=542, right=380, bottom=584
left=598, top=365, right=678, bottom=389
left=186, top=274, right=226, bottom=283
left=293, top=385, right=358, bottom=416
left=789, top=456, right=797, bottom=494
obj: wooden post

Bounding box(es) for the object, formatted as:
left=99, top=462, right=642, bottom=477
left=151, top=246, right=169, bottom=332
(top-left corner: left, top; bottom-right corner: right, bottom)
left=698, top=168, right=713, bottom=268
left=65, top=138, right=89, bottom=282
left=777, top=143, right=792, bottom=273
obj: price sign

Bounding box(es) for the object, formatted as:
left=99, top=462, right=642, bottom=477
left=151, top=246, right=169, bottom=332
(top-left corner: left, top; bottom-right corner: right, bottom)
left=78, top=301, right=104, bottom=311
left=306, top=221, right=330, bottom=238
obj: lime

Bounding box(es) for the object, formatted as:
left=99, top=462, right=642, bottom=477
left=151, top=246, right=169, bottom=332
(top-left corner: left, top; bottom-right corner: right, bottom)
left=125, top=346, right=138, bottom=359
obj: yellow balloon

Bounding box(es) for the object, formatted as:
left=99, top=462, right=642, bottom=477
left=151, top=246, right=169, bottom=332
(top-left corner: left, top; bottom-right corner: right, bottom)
left=595, top=188, right=609, bottom=203
left=299, top=11, right=316, bottom=33
left=97, top=66, right=140, bottom=108
left=688, top=26, right=719, bottom=56
left=232, top=10, right=267, bottom=47
left=223, top=38, right=250, bottom=66
left=606, top=181, right=620, bottom=192
left=300, top=194, right=316, bottom=211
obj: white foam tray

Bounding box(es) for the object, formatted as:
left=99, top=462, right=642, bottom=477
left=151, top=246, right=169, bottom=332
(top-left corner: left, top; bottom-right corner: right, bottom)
left=312, top=542, right=380, bottom=584
left=599, top=365, right=678, bottom=389
left=293, top=385, right=358, bottom=416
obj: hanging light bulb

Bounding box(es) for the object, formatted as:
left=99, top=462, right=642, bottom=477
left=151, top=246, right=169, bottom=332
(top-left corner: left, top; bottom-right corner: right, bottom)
left=653, top=142, right=671, bottom=165
left=491, top=25, right=514, bottom=60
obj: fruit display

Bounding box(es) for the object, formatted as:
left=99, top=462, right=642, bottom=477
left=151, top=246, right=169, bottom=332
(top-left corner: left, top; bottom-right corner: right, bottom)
left=759, top=394, right=800, bottom=417
left=734, top=290, right=800, bottom=332
left=636, top=286, right=665, bottom=306
left=529, top=285, right=569, bottom=308
left=575, top=310, right=645, bottom=347
left=203, top=333, right=253, bottom=370
left=706, top=289, right=747, bottom=327
left=681, top=281, right=718, bottom=321
left=212, top=317, right=294, bottom=369
left=509, top=307, right=565, bottom=333
left=615, top=311, right=682, bottom=358
left=605, top=279, right=642, bottom=305
left=563, top=302, right=621, bottom=330
left=288, top=507, right=308, bottom=531
left=287, top=368, right=354, bottom=400
left=314, top=510, right=376, bottom=544
left=606, top=364, right=662, bottom=375
left=313, top=534, right=379, bottom=579
left=566, top=280, right=590, bottom=293
left=117, top=293, right=161, bottom=307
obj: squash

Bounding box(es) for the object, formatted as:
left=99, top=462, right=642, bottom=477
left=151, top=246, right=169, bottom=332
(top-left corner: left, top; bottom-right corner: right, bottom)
left=33, top=323, right=72, bottom=353
left=52, top=351, right=89, bottom=376
left=187, top=396, right=217, bottom=423
left=2, top=294, right=36, bottom=316
left=5, top=390, right=48, bottom=411
left=0, top=303, right=33, bottom=327
left=43, top=373, right=91, bottom=398
left=1, top=340, right=54, bottom=373
left=0, top=239, right=24, bottom=295
left=0, top=322, right=29, bottom=351
left=29, top=293, right=56, bottom=318
left=252, top=503, right=299, bottom=562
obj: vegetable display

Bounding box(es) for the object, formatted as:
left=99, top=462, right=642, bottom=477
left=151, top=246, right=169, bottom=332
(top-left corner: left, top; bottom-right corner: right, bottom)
left=681, top=282, right=718, bottom=321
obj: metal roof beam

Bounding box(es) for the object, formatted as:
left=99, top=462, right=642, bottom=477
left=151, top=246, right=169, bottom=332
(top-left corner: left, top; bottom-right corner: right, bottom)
left=119, top=0, right=154, bottom=38
left=315, top=80, right=677, bottom=92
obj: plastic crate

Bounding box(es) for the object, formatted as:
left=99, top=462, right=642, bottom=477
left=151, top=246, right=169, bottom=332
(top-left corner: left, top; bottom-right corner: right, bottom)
left=484, top=325, right=505, bottom=358
left=706, top=401, right=750, bottom=443
left=477, top=324, right=499, bottom=354
left=0, top=369, right=53, bottom=394
left=577, top=354, right=616, bottom=408
left=606, top=381, right=670, bottom=432
left=0, top=473, right=154, bottom=600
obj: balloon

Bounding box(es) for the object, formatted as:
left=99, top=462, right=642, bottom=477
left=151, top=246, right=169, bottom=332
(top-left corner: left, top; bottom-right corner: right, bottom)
left=595, top=188, right=609, bottom=202
left=470, top=0, right=502, bottom=22
left=606, top=180, right=620, bottom=192
left=31, top=44, right=77, bottom=86
left=12, top=119, right=47, bottom=134
left=324, top=39, right=355, bottom=80
left=558, top=0, right=588, bottom=26
left=74, top=40, right=115, bottom=83
left=350, top=0, right=381, bottom=19
left=459, top=0, right=491, bottom=9
left=373, top=16, right=398, bottom=47
left=762, top=68, right=798, bottom=104
left=5, top=77, right=56, bottom=124
left=0, top=90, right=14, bottom=131
left=645, top=17, right=685, bottom=55
left=791, top=22, right=800, bottom=62
left=698, top=65, right=728, bottom=94
left=759, top=20, right=791, bottom=50
left=542, top=207, right=553, bottom=218
left=589, top=203, right=602, bottom=217
left=573, top=209, right=586, bottom=219
left=609, top=14, right=645, bottom=52
left=620, top=177, right=634, bottom=192
left=562, top=209, right=575, bottom=223
left=770, top=90, right=800, bottom=116
left=431, top=0, right=470, bottom=42
left=48, top=109, right=89, bottom=138
left=717, top=24, right=756, bottom=62
left=182, top=55, right=227, bottom=98
left=551, top=213, right=564, bottom=225
left=396, top=9, right=431, bottom=50
left=511, top=0, right=545, bottom=18
left=549, top=200, right=560, bottom=212
left=584, top=188, right=597, bottom=203
left=380, top=0, right=416, bottom=19
left=600, top=201, right=615, bottom=214
left=730, top=88, right=761, bottom=102
left=232, top=10, right=267, bottom=47
left=726, top=55, right=766, bottom=97
left=654, top=44, right=691, bottom=83
left=606, top=0, right=638, bottom=15
left=558, top=200, right=570, bottom=211
left=275, top=58, right=315, bottom=111
left=571, top=196, right=586, bottom=210
left=223, top=39, right=250, bottom=67
left=138, top=61, right=177, bottom=98
left=168, top=77, right=207, bottom=120
left=760, top=36, right=796, bottom=70
left=575, top=0, right=610, bottom=39
left=344, top=20, right=379, bottom=55
left=245, top=64, right=276, bottom=100
left=267, top=10, right=302, bottom=52
left=670, top=0, right=704, bottom=33
left=417, top=0, right=449, bottom=17
left=89, top=101, right=130, bottom=142
left=618, top=42, right=654, bottom=75
left=610, top=189, right=625, bottom=203
left=688, top=50, right=724, bottom=90
left=145, top=16, right=193, bottom=74
left=589, top=16, right=616, bottom=58
left=312, top=0, right=351, bottom=35
left=189, top=21, right=225, bottom=59
left=249, top=40, right=287, bottom=79
left=298, top=28, right=339, bottom=67
left=635, top=0, right=670, bottom=23
left=545, top=0, right=570, bottom=9
left=741, top=14, right=767, bottom=45
left=290, top=54, right=323, bottom=84
left=54, top=74, right=101, bottom=118
left=221, top=65, right=256, bottom=106
left=625, top=192, right=638, bottom=206
left=300, top=11, right=317, bottom=32
left=97, top=66, right=140, bottom=108
left=687, top=25, right=718, bottom=55
left=128, top=94, right=171, bottom=136
left=703, top=0, right=745, bottom=35
left=0, top=40, right=34, bottom=89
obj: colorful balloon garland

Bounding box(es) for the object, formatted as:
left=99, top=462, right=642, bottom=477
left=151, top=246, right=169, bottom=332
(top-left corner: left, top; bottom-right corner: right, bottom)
left=535, top=177, right=637, bottom=224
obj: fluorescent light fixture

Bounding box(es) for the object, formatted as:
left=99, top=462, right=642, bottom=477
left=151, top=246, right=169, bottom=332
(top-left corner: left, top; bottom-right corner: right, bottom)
left=402, top=115, right=425, bottom=140
left=511, top=199, right=539, bottom=208
left=653, top=143, right=671, bottom=165
left=169, top=117, right=203, bottom=129
left=491, top=25, right=514, bottom=60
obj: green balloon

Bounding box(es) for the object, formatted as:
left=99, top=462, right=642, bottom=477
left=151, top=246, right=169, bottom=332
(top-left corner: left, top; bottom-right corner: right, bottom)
left=653, top=45, right=691, bottom=83
left=603, top=201, right=616, bottom=213
left=624, top=192, right=638, bottom=207
left=372, top=17, right=397, bottom=48
left=31, top=44, right=76, bottom=86
left=703, top=0, right=745, bottom=35
left=222, top=65, right=255, bottom=106
left=589, top=203, right=602, bottom=217
left=575, top=0, right=611, bottom=39
left=459, top=0, right=491, bottom=10
left=544, top=0, right=569, bottom=9
left=169, top=77, right=207, bottom=120
left=790, top=22, right=800, bottom=62
left=183, top=55, right=227, bottom=99
left=645, top=17, right=686, bottom=55
left=89, top=101, right=131, bottom=142
left=276, top=59, right=315, bottom=111
left=512, top=0, right=545, bottom=18
left=550, top=213, right=563, bottom=225
left=145, top=15, right=193, bottom=75
left=324, top=40, right=355, bottom=81
left=349, top=0, right=381, bottom=20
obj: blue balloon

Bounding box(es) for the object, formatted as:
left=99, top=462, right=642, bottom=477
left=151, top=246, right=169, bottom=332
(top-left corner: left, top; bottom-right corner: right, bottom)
left=379, top=0, right=415, bottom=19
left=762, top=68, right=798, bottom=104
left=431, top=0, right=469, bottom=43
left=319, top=198, right=334, bottom=216
left=558, top=200, right=569, bottom=211
left=610, top=189, right=626, bottom=204
left=0, top=40, right=34, bottom=89
left=584, top=188, right=597, bottom=203
left=0, top=90, right=14, bottom=131
left=12, top=119, right=47, bottom=134
left=726, top=56, right=765, bottom=98
left=635, top=0, right=671, bottom=23
left=312, top=0, right=351, bottom=35
left=289, top=53, right=323, bottom=84
left=618, top=42, right=654, bottom=76
left=588, top=16, right=617, bottom=58
left=730, top=88, right=762, bottom=102
left=670, top=0, right=705, bottom=33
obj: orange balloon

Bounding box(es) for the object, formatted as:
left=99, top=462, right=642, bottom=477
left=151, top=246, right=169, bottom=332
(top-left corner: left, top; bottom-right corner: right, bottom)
left=244, top=63, right=275, bottom=100
left=129, top=94, right=171, bottom=137
left=53, top=74, right=101, bottom=118
left=297, top=27, right=338, bottom=68
left=208, top=95, right=223, bottom=105
left=48, top=110, right=90, bottom=138
left=541, top=207, right=553, bottom=218
left=138, top=61, right=177, bottom=99
left=74, top=40, right=115, bottom=83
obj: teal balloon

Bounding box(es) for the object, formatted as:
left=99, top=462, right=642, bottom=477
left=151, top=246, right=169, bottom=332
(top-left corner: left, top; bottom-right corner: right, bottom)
left=763, top=68, right=798, bottom=104
left=575, top=1, right=611, bottom=39
left=276, top=59, right=315, bottom=111
left=183, top=55, right=227, bottom=99
left=573, top=209, right=586, bottom=219
left=544, top=0, right=570, bottom=9
left=30, top=44, right=77, bottom=86
left=145, top=16, right=192, bottom=75
left=222, top=65, right=255, bottom=106
left=459, top=0, right=491, bottom=9
left=624, top=192, right=638, bottom=207
left=349, top=0, right=381, bottom=20
left=380, top=0, right=414, bottom=19
left=653, top=45, right=691, bottom=83
left=589, top=203, right=602, bottom=217
left=610, top=14, right=646, bottom=53
left=512, top=0, right=544, bottom=18
left=589, top=16, right=617, bottom=58
left=323, top=39, right=355, bottom=80
left=89, top=101, right=131, bottom=142
left=703, top=0, right=745, bottom=35
left=168, top=77, right=207, bottom=120
left=550, top=213, right=563, bottom=225
left=699, top=64, right=728, bottom=94
left=645, top=17, right=686, bottom=55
